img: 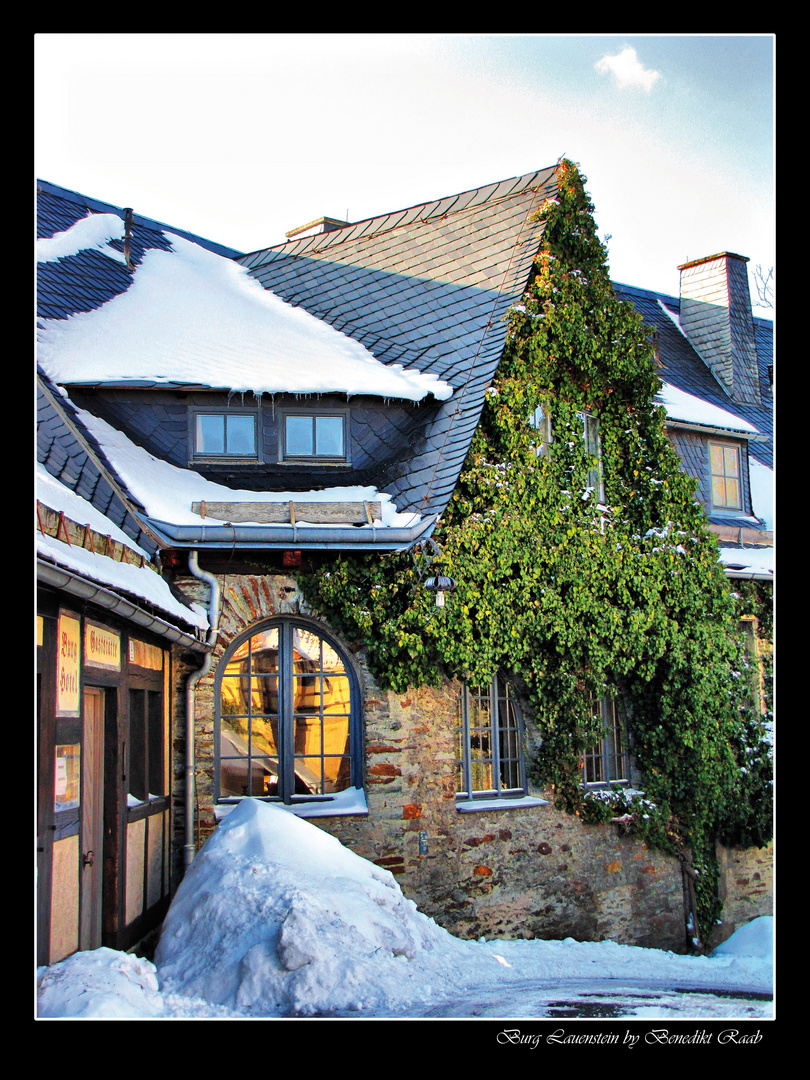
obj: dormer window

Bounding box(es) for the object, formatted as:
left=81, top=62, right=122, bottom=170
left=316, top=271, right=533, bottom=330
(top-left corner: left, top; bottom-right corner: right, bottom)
left=709, top=441, right=742, bottom=511
left=281, top=409, right=349, bottom=463
left=193, top=409, right=258, bottom=460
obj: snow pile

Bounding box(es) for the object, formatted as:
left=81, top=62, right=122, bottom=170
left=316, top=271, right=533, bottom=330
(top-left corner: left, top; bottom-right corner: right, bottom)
left=154, top=800, right=462, bottom=1016
left=711, top=916, right=773, bottom=960
left=37, top=221, right=453, bottom=403
left=36, top=801, right=774, bottom=1020
left=36, top=949, right=164, bottom=1018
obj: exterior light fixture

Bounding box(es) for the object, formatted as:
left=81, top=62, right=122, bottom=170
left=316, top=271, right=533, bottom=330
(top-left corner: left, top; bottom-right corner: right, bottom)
left=423, top=574, right=457, bottom=607
left=412, top=538, right=457, bottom=606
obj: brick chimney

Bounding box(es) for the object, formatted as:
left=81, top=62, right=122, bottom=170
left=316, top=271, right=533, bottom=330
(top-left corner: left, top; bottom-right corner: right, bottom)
left=678, top=252, right=761, bottom=406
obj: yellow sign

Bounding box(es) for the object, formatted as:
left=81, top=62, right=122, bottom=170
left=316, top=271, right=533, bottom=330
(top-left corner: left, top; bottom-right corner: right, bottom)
left=85, top=623, right=120, bottom=670
left=56, top=611, right=80, bottom=717
left=54, top=744, right=81, bottom=811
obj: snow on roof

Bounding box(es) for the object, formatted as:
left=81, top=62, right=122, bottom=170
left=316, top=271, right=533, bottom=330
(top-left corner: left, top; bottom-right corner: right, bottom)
left=35, top=468, right=209, bottom=630
left=656, top=381, right=759, bottom=434
left=36, top=463, right=150, bottom=557
left=74, top=405, right=421, bottom=529
left=719, top=544, right=774, bottom=578
left=750, top=459, right=774, bottom=530
left=36, top=212, right=129, bottom=266
left=36, top=223, right=453, bottom=403
left=37, top=530, right=209, bottom=630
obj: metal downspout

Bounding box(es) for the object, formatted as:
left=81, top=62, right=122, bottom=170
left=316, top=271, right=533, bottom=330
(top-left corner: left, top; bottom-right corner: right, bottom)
left=184, top=551, right=221, bottom=867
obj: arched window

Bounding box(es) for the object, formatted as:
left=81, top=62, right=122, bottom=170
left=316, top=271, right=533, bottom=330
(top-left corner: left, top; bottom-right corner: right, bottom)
left=455, top=673, right=527, bottom=803
left=215, top=618, right=361, bottom=806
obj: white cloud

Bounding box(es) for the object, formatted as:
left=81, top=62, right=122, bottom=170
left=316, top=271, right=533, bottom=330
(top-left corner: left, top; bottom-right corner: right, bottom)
left=595, top=46, right=661, bottom=92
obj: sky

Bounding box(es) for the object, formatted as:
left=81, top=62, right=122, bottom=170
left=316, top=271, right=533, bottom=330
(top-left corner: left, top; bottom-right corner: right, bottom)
left=34, top=33, right=775, bottom=304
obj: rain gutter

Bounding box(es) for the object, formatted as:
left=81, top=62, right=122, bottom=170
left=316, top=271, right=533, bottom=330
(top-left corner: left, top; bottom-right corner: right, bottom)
left=142, top=514, right=440, bottom=552
left=184, top=551, right=221, bottom=868
left=36, top=557, right=207, bottom=651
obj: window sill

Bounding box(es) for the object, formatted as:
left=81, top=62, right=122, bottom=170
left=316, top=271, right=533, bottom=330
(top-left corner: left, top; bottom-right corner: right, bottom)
left=456, top=795, right=548, bottom=813
left=215, top=787, right=368, bottom=821
left=276, top=459, right=352, bottom=468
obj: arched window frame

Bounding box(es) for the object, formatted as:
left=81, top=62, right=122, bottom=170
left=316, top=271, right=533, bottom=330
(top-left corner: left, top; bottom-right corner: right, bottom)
left=214, top=616, right=363, bottom=808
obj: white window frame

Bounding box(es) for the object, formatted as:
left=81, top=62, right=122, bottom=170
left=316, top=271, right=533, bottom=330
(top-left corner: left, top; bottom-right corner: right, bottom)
left=579, top=412, right=605, bottom=501
left=529, top=404, right=553, bottom=457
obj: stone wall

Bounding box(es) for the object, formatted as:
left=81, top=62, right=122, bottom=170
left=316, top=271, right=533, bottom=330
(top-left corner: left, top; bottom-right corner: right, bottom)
left=171, top=569, right=771, bottom=954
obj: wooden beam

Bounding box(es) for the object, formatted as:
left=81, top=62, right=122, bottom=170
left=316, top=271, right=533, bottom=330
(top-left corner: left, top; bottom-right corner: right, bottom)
left=190, top=501, right=382, bottom=525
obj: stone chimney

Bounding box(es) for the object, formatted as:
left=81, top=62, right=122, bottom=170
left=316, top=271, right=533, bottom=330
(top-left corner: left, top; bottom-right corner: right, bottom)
left=678, top=252, right=761, bottom=406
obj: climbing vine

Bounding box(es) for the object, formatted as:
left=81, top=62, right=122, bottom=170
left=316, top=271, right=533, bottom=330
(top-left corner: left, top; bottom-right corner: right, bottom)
left=300, top=160, right=773, bottom=942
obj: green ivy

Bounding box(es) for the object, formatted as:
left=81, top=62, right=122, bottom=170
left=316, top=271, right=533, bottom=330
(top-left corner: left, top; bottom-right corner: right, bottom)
left=299, top=160, right=773, bottom=942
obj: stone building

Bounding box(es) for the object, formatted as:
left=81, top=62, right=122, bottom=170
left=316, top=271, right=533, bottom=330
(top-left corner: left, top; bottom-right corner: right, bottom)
left=36, top=168, right=773, bottom=964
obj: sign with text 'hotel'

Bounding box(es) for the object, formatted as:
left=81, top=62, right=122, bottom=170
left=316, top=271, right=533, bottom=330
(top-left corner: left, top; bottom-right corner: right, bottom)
left=56, top=610, right=80, bottom=717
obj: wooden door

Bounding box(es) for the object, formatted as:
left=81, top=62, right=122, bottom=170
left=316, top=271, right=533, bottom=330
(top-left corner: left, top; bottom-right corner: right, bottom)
left=80, top=687, right=105, bottom=950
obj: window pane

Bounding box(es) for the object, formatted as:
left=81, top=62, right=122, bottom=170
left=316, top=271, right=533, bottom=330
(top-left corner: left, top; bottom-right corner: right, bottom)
left=218, top=621, right=354, bottom=803
left=129, top=689, right=146, bottom=802
left=147, top=690, right=164, bottom=797
left=196, top=414, right=225, bottom=454
left=468, top=687, right=493, bottom=792
left=315, top=415, right=344, bottom=456
left=226, top=415, right=256, bottom=455
left=286, top=416, right=314, bottom=456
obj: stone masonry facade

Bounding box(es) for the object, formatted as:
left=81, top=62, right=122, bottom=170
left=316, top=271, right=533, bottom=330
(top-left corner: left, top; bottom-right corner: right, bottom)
left=170, top=571, right=772, bottom=953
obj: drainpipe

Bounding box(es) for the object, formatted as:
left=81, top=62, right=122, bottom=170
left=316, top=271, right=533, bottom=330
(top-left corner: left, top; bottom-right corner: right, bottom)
left=184, top=551, right=221, bottom=868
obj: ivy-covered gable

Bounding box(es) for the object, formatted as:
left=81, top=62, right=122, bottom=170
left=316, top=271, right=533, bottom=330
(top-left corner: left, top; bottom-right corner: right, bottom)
left=302, top=161, right=773, bottom=938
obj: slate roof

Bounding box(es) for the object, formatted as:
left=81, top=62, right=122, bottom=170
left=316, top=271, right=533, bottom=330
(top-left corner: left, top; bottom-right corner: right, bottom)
left=36, top=169, right=560, bottom=549
left=238, top=166, right=559, bottom=519
left=614, top=281, right=773, bottom=472
left=37, top=369, right=159, bottom=557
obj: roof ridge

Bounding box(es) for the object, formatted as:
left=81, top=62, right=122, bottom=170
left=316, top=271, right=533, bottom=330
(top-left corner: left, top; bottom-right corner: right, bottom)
left=239, top=165, right=559, bottom=266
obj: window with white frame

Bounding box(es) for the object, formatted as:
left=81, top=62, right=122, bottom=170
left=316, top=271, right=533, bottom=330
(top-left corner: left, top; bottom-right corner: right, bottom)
left=529, top=404, right=553, bottom=457
left=455, top=674, right=527, bottom=802
left=581, top=694, right=630, bottom=786
left=579, top=412, right=605, bottom=500
left=709, top=441, right=742, bottom=511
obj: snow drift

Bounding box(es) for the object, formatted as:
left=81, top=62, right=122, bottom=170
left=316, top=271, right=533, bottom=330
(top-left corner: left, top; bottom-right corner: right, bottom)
left=154, top=799, right=464, bottom=1016
left=37, top=798, right=773, bottom=1019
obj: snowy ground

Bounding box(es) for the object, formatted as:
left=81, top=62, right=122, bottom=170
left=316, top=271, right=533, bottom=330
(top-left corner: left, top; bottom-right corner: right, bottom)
left=36, top=800, right=773, bottom=1024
